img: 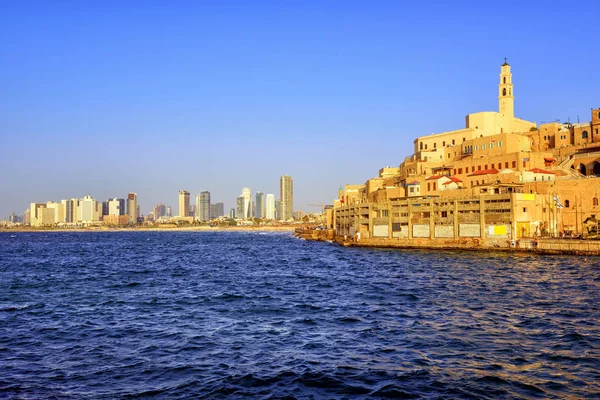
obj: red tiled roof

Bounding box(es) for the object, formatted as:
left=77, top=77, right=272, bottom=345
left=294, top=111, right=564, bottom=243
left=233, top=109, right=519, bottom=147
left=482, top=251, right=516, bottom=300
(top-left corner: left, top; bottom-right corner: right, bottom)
left=467, top=169, right=499, bottom=177
left=447, top=176, right=462, bottom=183
left=528, top=168, right=555, bottom=174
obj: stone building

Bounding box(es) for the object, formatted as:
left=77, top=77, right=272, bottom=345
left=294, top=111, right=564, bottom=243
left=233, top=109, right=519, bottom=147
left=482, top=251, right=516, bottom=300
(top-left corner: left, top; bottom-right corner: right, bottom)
left=334, top=61, right=600, bottom=241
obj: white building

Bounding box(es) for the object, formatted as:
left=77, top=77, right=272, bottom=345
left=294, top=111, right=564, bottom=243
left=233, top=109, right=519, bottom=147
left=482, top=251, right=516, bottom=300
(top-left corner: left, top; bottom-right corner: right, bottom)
left=266, top=194, right=275, bottom=220
left=242, top=187, right=252, bottom=219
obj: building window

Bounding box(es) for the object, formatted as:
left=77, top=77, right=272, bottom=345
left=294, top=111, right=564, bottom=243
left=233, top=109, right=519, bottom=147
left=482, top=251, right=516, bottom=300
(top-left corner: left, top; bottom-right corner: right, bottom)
left=458, top=168, right=462, bottom=174
left=485, top=165, right=488, bottom=170
left=503, top=88, right=507, bottom=96
left=582, top=131, right=589, bottom=139
left=453, top=169, right=457, bottom=175
left=427, top=183, right=431, bottom=191
left=475, top=145, right=478, bottom=151
left=564, top=200, right=570, bottom=208
left=452, top=139, right=455, bottom=145
left=448, top=153, right=451, bottom=159
left=472, top=166, right=475, bottom=172
left=490, top=142, right=494, bottom=148
left=410, top=187, right=414, bottom=193
left=381, top=210, right=388, bottom=217
left=433, top=182, right=437, bottom=191
left=512, top=161, right=516, bottom=168
left=425, top=144, right=428, bottom=149
left=523, top=207, right=527, bottom=212
left=443, top=141, right=446, bottom=146
left=505, top=162, right=509, bottom=168
left=523, top=161, right=527, bottom=168
left=498, top=141, right=502, bottom=147
left=594, top=197, right=599, bottom=206
left=420, top=142, right=423, bottom=150
left=478, top=165, right=481, bottom=170
left=503, top=77, right=506, bottom=84
left=434, top=142, right=436, bottom=148
left=441, top=211, right=448, bottom=218
left=482, top=144, right=486, bottom=150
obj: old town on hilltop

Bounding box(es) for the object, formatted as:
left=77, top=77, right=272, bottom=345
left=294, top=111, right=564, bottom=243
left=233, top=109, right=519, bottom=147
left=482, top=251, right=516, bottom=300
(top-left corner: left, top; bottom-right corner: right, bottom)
left=320, top=60, right=600, bottom=252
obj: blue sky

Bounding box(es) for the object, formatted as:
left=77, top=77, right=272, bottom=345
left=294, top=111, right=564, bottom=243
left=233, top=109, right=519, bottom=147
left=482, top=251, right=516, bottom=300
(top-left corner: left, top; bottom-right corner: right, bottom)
left=1, top=1, right=598, bottom=217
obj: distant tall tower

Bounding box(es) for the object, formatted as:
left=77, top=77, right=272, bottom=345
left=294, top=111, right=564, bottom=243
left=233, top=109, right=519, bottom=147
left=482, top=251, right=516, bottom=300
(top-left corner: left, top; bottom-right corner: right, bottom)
left=127, top=193, right=138, bottom=224
left=498, top=58, right=514, bottom=119
left=178, top=190, right=190, bottom=217
left=265, top=193, right=275, bottom=220
left=280, top=175, right=293, bottom=221
left=199, top=191, right=211, bottom=221
left=236, top=195, right=244, bottom=219
left=242, top=188, right=252, bottom=219
left=255, top=191, right=265, bottom=219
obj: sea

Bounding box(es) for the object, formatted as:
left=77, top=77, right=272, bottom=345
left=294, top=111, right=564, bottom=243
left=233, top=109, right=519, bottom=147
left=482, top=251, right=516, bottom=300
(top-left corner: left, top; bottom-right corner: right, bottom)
left=1, top=231, right=599, bottom=399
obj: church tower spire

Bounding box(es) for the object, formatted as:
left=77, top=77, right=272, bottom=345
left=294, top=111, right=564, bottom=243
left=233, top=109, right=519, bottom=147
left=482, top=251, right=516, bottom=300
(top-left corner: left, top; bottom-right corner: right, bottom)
left=498, top=58, right=514, bottom=119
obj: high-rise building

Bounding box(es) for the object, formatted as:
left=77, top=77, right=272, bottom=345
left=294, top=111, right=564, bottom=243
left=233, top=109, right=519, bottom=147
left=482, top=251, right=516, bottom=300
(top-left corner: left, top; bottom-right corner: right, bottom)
left=166, top=206, right=172, bottom=218
left=236, top=195, right=244, bottom=219
left=108, top=198, right=125, bottom=216
left=255, top=192, right=265, bottom=219
left=157, top=203, right=167, bottom=218
left=62, top=198, right=79, bottom=223
left=178, top=190, right=190, bottom=217
left=211, top=202, right=224, bottom=218
left=229, top=208, right=236, bottom=219
left=275, top=199, right=281, bottom=220
left=190, top=204, right=196, bottom=219
left=266, top=194, right=275, bottom=220
left=280, top=175, right=293, bottom=221
left=242, top=188, right=252, bottom=219
left=80, top=195, right=100, bottom=223
left=199, top=191, right=211, bottom=221
left=127, top=193, right=138, bottom=224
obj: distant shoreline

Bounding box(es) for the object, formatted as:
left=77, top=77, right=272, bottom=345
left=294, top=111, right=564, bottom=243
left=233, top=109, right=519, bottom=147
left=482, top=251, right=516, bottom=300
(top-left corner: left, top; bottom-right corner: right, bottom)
left=0, top=225, right=298, bottom=233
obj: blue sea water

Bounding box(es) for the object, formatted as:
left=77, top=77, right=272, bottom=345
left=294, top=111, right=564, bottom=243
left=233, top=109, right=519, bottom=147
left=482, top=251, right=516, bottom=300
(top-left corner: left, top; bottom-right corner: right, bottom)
left=0, top=231, right=599, bottom=399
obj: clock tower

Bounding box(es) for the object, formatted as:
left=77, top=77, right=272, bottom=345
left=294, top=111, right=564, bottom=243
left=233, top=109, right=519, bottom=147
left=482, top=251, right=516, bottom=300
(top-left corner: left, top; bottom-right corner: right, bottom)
left=498, top=58, right=514, bottom=119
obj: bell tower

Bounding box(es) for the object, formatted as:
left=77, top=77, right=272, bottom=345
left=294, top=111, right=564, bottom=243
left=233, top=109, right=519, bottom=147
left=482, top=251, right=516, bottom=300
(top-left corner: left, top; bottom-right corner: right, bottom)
left=498, top=58, right=514, bottom=119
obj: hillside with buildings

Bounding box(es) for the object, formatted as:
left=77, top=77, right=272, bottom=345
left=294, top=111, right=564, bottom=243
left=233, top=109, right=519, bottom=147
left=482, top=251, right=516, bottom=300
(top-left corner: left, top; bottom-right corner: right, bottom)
left=333, top=61, right=600, bottom=245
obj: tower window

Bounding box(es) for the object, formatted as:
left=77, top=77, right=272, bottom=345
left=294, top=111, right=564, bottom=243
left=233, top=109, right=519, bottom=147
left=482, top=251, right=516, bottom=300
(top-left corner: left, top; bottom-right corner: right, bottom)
left=582, top=131, right=589, bottom=139
left=509, top=89, right=512, bottom=95
left=503, top=88, right=506, bottom=96
left=503, top=77, right=506, bottom=84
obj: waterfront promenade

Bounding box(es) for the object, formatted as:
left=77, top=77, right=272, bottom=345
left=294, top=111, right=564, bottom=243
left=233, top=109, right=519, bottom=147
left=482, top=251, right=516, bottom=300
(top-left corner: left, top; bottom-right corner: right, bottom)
left=296, top=227, right=600, bottom=256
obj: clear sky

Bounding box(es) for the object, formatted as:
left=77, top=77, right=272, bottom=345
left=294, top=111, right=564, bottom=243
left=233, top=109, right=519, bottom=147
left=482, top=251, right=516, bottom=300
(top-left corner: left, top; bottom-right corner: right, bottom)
left=1, top=1, right=598, bottom=217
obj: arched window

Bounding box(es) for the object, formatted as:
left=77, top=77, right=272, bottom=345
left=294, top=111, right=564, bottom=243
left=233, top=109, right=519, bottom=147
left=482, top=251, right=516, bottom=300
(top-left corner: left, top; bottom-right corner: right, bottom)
left=424, top=144, right=428, bottom=150
left=582, top=131, right=589, bottom=139
left=565, top=200, right=570, bottom=208
left=509, top=89, right=512, bottom=95
left=503, top=77, right=506, bottom=84
left=503, top=88, right=507, bottom=96
left=420, top=142, right=423, bottom=150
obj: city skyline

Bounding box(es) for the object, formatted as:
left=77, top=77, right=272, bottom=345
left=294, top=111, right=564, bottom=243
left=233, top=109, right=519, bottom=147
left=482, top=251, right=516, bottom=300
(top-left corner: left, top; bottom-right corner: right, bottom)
left=1, top=2, right=598, bottom=218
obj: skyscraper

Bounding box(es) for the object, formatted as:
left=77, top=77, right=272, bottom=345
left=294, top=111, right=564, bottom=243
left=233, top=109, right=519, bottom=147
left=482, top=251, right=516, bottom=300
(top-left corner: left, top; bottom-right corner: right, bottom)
left=108, top=198, right=125, bottom=216
left=199, top=191, right=211, bottom=221
left=178, top=190, right=190, bottom=217
left=211, top=202, right=224, bottom=218
left=236, top=196, right=244, bottom=219
left=266, top=194, right=275, bottom=220
left=242, top=188, right=252, bottom=219
left=255, top=192, right=265, bottom=219
left=127, top=193, right=138, bottom=224
left=280, top=175, right=293, bottom=221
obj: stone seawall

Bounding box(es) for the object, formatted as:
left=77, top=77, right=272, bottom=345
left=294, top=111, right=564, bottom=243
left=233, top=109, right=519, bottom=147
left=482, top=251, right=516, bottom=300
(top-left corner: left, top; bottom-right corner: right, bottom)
left=295, top=229, right=600, bottom=256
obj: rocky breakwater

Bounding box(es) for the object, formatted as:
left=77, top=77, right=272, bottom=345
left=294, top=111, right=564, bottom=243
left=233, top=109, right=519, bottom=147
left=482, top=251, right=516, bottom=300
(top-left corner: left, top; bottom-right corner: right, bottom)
left=294, top=227, right=335, bottom=242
